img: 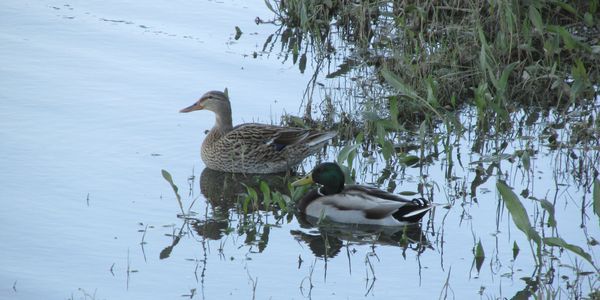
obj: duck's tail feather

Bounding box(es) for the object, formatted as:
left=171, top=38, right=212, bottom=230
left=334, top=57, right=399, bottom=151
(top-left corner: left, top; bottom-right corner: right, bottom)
left=306, top=131, right=336, bottom=147
left=393, top=198, right=432, bottom=223
left=403, top=206, right=433, bottom=218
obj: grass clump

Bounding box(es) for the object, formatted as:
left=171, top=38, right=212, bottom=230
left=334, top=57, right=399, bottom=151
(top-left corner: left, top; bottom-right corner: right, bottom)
left=261, top=0, right=600, bottom=124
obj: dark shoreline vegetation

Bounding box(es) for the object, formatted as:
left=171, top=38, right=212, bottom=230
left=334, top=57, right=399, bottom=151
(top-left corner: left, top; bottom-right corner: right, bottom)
left=260, top=0, right=600, bottom=144
left=253, top=1, right=599, bottom=299
left=260, top=0, right=600, bottom=191
left=260, top=0, right=599, bottom=110
left=256, top=1, right=599, bottom=186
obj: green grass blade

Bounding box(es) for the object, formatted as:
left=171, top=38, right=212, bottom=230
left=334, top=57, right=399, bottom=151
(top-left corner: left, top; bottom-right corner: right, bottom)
left=528, top=6, right=544, bottom=32
left=381, top=67, right=442, bottom=119
left=259, top=181, right=272, bottom=210
left=161, top=169, right=184, bottom=215
left=474, top=239, right=485, bottom=272
left=554, top=2, right=577, bottom=15
left=382, top=140, right=394, bottom=161
left=544, top=237, right=595, bottom=268
left=520, top=150, right=531, bottom=172
left=272, top=191, right=288, bottom=212
left=547, top=25, right=577, bottom=50
left=242, top=195, right=250, bottom=214
left=241, top=183, right=259, bottom=211
left=497, top=181, right=541, bottom=244
left=475, top=239, right=485, bottom=259
left=539, top=199, right=556, bottom=227
left=337, top=143, right=360, bottom=166
left=425, top=77, right=439, bottom=107
left=399, top=154, right=419, bottom=167
left=497, top=61, right=519, bottom=93
left=381, top=67, right=418, bottom=99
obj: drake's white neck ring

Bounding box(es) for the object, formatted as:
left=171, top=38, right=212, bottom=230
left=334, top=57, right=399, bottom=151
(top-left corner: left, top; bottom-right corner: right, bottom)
left=317, top=187, right=325, bottom=196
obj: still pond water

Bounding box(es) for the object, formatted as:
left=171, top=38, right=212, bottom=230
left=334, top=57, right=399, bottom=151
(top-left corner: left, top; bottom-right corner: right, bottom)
left=1, top=1, right=597, bottom=299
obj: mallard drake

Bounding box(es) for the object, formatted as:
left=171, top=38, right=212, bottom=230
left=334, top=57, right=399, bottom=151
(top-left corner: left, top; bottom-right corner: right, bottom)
left=180, top=90, right=336, bottom=174
left=292, top=162, right=432, bottom=226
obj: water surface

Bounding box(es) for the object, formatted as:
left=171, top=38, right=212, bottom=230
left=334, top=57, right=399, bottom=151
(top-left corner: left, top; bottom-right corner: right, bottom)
left=1, top=1, right=598, bottom=299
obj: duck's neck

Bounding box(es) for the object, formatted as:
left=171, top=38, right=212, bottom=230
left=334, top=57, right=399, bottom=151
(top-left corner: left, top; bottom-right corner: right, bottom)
left=214, top=106, right=233, bottom=132
left=203, top=108, right=233, bottom=147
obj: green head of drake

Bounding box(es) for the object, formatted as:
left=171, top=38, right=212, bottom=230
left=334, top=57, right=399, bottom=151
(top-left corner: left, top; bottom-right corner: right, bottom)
left=293, top=162, right=345, bottom=195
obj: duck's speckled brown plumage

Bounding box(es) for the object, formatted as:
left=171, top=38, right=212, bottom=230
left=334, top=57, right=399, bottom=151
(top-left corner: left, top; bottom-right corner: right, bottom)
left=181, top=90, right=336, bottom=174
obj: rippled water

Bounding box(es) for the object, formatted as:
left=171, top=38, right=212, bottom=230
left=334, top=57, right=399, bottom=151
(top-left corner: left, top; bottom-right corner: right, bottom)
left=1, top=1, right=598, bottom=299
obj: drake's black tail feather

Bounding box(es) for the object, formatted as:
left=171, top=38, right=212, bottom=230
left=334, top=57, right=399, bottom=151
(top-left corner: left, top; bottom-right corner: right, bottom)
left=393, top=198, right=432, bottom=222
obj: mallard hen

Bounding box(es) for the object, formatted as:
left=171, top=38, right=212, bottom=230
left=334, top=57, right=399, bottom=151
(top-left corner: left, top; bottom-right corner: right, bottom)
left=180, top=90, right=335, bottom=173
left=292, top=162, right=432, bottom=226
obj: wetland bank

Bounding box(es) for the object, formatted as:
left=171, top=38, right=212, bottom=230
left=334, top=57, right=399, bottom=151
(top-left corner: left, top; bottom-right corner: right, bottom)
left=1, top=0, right=599, bottom=299
left=169, top=1, right=600, bottom=298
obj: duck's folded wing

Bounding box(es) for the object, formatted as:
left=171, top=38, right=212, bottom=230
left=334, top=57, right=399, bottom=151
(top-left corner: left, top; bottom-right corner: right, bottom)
left=321, top=192, right=407, bottom=219
left=229, top=124, right=309, bottom=149
left=269, top=127, right=335, bottom=148
left=230, top=123, right=335, bottom=146
left=344, top=185, right=411, bottom=202
left=270, top=128, right=311, bottom=146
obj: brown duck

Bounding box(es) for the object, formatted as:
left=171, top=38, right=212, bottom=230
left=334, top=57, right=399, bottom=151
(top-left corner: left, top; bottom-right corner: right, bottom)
left=180, top=90, right=335, bottom=173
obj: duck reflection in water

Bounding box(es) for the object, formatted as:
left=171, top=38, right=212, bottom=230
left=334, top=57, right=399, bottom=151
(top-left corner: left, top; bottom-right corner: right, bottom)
left=291, top=214, right=432, bottom=259
left=192, top=167, right=291, bottom=241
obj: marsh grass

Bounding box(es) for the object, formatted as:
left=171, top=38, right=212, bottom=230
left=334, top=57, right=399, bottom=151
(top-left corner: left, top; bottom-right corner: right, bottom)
left=262, top=0, right=600, bottom=162
left=156, top=2, right=600, bottom=298
left=263, top=0, right=599, bottom=110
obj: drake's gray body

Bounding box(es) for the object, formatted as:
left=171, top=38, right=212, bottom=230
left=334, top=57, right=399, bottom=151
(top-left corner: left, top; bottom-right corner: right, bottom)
left=293, top=163, right=432, bottom=226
